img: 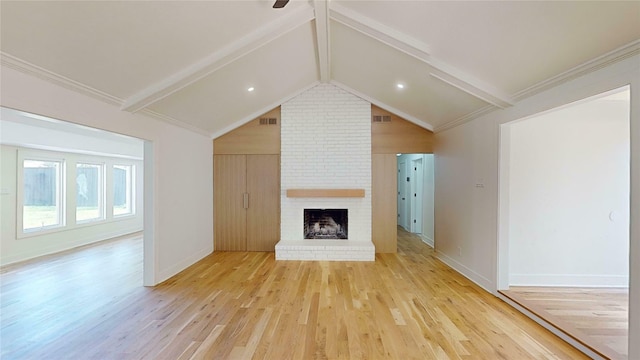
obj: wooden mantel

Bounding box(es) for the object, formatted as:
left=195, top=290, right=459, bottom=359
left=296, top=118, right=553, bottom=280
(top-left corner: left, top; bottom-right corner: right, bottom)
left=286, top=189, right=365, bottom=198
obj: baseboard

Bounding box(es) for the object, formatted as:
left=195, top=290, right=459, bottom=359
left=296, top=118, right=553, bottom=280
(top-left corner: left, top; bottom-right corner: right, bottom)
left=156, top=246, right=213, bottom=285
left=419, top=234, right=434, bottom=248
left=510, top=274, right=629, bottom=287
left=436, top=251, right=493, bottom=292
left=0, top=226, right=143, bottom=266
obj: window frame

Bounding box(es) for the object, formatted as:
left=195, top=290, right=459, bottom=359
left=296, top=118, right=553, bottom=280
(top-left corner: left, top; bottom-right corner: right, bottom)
left=75, top=161, right=106, bottom=224
left=112, top=164, right=136, bottom=218
left=16, top=148, right=141, bottom=239
left=17, top=150, right=66, bottom=237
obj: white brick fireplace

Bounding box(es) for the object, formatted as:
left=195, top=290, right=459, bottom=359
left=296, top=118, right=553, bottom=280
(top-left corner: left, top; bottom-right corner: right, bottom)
left=276, top=84, right=375, bottom=261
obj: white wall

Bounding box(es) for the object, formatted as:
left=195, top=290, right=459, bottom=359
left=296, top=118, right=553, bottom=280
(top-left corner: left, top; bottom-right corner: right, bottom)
left=0, top=65, right=213, bottom=285
left=434, top=118, right=497, bottom=291
left=434, top=54, right=639, bottom=358
left=508, top=91, right=630, bottom=287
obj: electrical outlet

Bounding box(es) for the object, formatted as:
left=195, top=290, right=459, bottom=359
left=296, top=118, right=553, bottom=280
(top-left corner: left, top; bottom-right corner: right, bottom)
left=457, top=246, right=462, bottom=256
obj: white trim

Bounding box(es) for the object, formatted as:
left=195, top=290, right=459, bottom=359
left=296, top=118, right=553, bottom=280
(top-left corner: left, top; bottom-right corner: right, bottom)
left=210, top=81, right=321, bottom=139
left=509, top=274, right=629, bottom=288
left=143, top=141, right=156, bottom=286
left=75, top=162, right=106, bottom=225
left=139, top=109, right=212, bottom=137
left=15, top=147, right=142, bottom=239
left=434, top=105, right=497, bottom=133
left=0, top=142, right=143, bottom=161
left=313, top=0, right=330, bottom=82
left=1, top=229, right=142, bottom=266
left=156, top=246, right=212, bottom=285
left=419, top=234, right=434, bottom=248
left=434, top=39, right=640, bottom=133
left=330, top=3, right=431, bottom=63
left=121, top=5, right=316, bottom=113
left=436, top=251, right=493, bottom=292
left=17, top=151, right=66, bottom=237
left=0, top=56, right=213, bottom=138
left=330, top=80, right=434, bottom=131
left=0, top=52, right=122, bottom=106
left=112, top=163, right=135, bottom=218
left=429, top=71, right=510, bottom=108
left=512, top=39, right=640, bottom=102
left=329, top=3, right=513, bottom=109
left=496, top=122, right=511, bottom=291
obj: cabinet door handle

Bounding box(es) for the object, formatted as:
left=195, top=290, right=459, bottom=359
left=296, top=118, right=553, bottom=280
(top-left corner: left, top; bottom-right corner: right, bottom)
left=243, top=193, right=249, bottom=209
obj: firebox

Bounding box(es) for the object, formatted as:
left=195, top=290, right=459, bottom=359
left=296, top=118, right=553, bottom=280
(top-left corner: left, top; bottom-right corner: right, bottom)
left=303, top=209, right=348, bottom=239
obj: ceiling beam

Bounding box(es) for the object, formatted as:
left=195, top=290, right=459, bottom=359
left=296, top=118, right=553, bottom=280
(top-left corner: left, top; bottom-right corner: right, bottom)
left=313, top=0, right=330, bottom=82
left=121, top=5, right=315, bottom=113
left=330, top=3, right=431, bottom=65
left=329, top=3, right=513, bottom=108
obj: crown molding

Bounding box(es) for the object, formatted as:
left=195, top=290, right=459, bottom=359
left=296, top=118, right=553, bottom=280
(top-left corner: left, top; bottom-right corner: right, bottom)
left=330, top=80, right=434, bottom=131
left=433, top=105, right=497, bottom=133
left=433, top=39, right=640, bottom=133
left=512, top=39, right=640, bottom=102
left=138, top=109, right=212, bottom=137
left=1, top=52, right=123, bottom=106
left=2, top=52, right=213, bottom=137
left=121, top=5, right=316, bottom=113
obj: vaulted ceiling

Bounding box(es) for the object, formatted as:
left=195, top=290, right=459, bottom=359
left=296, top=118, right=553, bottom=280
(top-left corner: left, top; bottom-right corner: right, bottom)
left=1, top=1, right=639, bottom=137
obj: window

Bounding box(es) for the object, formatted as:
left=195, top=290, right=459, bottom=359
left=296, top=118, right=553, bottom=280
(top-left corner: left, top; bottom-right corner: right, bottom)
left=22, top=159, right=64, bottom=231
left=17, top=148, right=140, bottom=237
left=76, top=163, right=104, bottom=222
left=113, top=164, right=134, bottom=216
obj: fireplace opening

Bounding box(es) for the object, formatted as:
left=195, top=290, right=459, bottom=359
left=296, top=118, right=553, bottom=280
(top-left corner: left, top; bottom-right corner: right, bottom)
left=304, top=209, right=348, bottom=239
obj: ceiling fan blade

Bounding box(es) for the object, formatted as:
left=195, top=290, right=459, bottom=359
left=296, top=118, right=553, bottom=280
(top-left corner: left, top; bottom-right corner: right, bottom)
left=273, top=0, right=289, bottom=9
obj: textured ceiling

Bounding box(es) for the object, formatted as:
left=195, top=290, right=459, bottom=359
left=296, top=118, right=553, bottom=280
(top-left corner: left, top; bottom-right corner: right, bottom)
left=1, top=1, right=638, bottom=136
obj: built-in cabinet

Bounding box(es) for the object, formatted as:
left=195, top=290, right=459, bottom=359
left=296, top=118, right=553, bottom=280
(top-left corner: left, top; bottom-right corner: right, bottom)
left=213, top=107, right=281, bottom=252
left=372, top=153, right=398, bottom=253
left=214, top=154, right=280, bottom=251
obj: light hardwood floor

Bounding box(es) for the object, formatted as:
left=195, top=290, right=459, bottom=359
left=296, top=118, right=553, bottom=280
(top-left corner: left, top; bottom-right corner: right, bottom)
left=0, top=229, right=587, bottom=359
left=501, top=287, right=629, bottom=360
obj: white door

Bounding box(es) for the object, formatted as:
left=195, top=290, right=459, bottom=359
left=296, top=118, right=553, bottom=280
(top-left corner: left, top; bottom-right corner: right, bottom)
left=411, top=158, right=423, bottom=233
left=397, top=160, right=408, bottom=230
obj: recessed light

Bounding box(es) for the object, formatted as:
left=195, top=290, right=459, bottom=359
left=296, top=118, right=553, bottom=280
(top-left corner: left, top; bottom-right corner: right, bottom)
left=247, top=87, right=255, bottom=92
left=396, top=83, right=405, bottom=89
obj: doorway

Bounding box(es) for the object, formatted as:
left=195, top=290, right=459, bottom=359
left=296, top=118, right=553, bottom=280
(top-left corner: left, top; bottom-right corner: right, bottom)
left=0, top=107, right=150, bottom=283
left=397, top=158, right=407, bottom=230
left=410, top=158, right=423, bottom=233
left=498, top=86, right=631, bottom=359
left=396, top=154, right=435, bottom=247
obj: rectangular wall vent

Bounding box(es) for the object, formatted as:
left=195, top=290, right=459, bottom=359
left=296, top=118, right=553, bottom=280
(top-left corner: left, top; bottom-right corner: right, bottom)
left=372, top=115, right=392, bottom=123
left=259, top=117, right=278, bottom=125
